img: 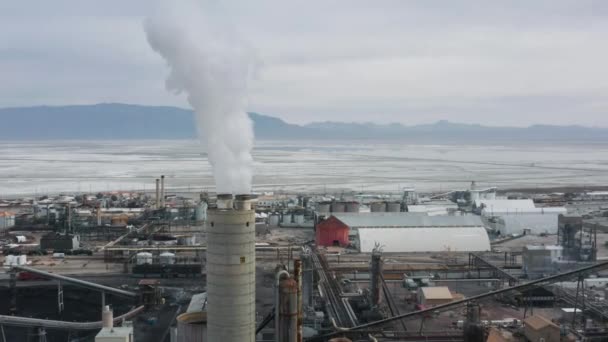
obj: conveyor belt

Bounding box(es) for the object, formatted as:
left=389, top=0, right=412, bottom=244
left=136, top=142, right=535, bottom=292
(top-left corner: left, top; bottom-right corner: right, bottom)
left=309, top=260, right=608, bottom=341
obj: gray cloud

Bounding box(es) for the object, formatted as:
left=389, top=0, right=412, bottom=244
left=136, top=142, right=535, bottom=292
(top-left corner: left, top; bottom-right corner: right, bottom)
left=0, top=1, right=607, bottom=126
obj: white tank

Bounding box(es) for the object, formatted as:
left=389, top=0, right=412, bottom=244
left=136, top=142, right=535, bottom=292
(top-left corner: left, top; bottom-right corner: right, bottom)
left=18, top=255, right=27, bottom=265
left=136, top=252, right=153, bottom=265
left=160, top=252, right=176, bottom=265
left=4, top=255, right=14, bottom=266
left=268, top=214, right=280, bottom=226
left=294, top=214, right=305, bottom=225
left=102, top=305, right=113, bottom=329
left=281, top=213, right=292, bottom=225
left=206, top=195, right=255, bottom=342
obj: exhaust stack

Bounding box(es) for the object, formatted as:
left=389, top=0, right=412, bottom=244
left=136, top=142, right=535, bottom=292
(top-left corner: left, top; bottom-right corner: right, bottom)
left=160, top=175, right=165, bottom=208
left=155, top=178, right=160, bottom=209
left=206, top=194, right=256, bottom=342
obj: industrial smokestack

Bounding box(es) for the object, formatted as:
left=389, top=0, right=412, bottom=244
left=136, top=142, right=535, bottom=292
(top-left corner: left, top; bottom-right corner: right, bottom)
left=160, top=175, right=165, bottom=208
left=96, top=205, right=102, bottom=226
left=278, top=277, right=298, bottom=342
left=206, top=194, right=256, bottom=342
left=155, top=178, right=160, bottom=209
left=370, top=247, right=383, bottom=306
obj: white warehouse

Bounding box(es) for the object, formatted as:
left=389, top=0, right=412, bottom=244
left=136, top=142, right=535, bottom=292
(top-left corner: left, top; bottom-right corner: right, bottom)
left=356, top=215, right=491, bottom=253
left=478, top=199, right=567, bottom=235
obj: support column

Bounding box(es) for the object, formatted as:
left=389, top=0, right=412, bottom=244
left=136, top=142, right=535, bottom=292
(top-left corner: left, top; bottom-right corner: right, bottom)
left=57, top=281, right=64, bottom=313
left=9, top=270, right=16, bottom=315
left=101, top=291, right=106, bottom=319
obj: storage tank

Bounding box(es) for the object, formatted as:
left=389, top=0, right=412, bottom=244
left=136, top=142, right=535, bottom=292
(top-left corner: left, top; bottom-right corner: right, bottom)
left=136, top=252, right=153, bottom=265
left=282, top=213, right=293, bottom=225
left=386, top=202, right=401, bottom=212
left=316, top=202, right=331, bottom=213
left=345, top=202, right=360, bottom=213
left=206, top=194, right=255, bottom=342
left=331, top=202, right=346, bottom=213
left=370, top=202, right=386, bottom=212
left=268, top=213, right=280, bottom=226
left=177, top=311, right=207, bottom=342
left=4, top=255, right=14, bottom=266
left=178, top=235, right=196, bottom=246
left=195, top=202, right=208, bottom=222
left=294, top=214, right=305, bottom=225
left=17, top=255, right=27, bottom=266
left=102, top=305, right=113, bottom=329
left=160, top=252, right=176, bottom=265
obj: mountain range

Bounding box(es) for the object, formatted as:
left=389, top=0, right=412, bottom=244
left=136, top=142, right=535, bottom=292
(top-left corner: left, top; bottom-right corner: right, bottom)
left=0, top=103, right=606, bottom=142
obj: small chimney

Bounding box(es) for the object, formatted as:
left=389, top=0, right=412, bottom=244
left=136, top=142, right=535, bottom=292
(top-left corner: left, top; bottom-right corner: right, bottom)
left=96, top=205, right=102, bottom=226
left=155, top=178, right=160, bottom=209
left=160, top=175, right=165, bottom=208
left=216, top=194, right=233, bottom=209
left=234, top=194, right=255, bottom=211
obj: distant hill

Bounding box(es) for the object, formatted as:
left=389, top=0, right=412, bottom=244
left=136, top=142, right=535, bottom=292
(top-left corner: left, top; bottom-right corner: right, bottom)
left=0, top=103, right=606, bottom=142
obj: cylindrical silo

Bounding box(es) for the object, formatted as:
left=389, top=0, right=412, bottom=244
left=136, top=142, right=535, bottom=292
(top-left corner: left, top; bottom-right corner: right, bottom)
left=294, top=213, right=305, bottom=226
left=316, top=202, right=331, bottom=213
left=177, top=311, right=207, bottom=342
left=386, top=202, right=401, bottom=212
left=136, top=252, right=153, bottom=265
left=282, top=213, right=293, bottom=225
left=370, top=202, right=386, bottom=212
left=345, top=202, right=360, bottom=213
left=331, top=202, right=346, bottom=213
left=268, top=213, right=280, bottom=226
left=206, top=194, right=255, bottom=342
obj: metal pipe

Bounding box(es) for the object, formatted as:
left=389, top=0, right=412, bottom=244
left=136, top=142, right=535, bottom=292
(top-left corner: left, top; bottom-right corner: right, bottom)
left=0, top=306, right=144, bottom=330
left=11, top=265, right=136, bottom=298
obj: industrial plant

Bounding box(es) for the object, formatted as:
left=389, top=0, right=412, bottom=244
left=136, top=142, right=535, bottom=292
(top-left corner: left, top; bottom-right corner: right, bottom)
left=0, top=178, right=608, bottom=342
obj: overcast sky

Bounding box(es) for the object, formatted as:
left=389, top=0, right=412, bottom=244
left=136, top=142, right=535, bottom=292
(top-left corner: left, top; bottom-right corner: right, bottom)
left=1, top=1, right=607, bottom=126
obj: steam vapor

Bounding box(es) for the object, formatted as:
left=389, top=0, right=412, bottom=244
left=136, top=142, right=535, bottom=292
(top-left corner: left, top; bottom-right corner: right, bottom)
left=144, top=6, right=255, bottom=194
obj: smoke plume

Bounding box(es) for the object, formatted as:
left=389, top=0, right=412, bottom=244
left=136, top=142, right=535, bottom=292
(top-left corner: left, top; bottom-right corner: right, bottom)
left=144, top=5, right=255, bottom=194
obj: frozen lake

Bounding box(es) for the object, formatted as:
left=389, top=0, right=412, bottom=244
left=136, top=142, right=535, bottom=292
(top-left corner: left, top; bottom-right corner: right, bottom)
left=1, top=140, right=607, bottom=196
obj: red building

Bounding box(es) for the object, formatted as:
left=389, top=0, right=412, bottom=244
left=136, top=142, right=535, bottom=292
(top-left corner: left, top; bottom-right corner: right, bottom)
left=315, top=216, right=349, bottom=247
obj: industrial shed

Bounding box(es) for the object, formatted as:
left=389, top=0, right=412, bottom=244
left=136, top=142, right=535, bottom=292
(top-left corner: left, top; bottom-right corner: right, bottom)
left=316, top=216, right=350, bottom=247
left=474, top=199, right=536, bottom=211
left=315, top=212, right=426, bottom=247
left=483, top=208, right=567, bottom=235
left=355, top=216, right=491, bottom=253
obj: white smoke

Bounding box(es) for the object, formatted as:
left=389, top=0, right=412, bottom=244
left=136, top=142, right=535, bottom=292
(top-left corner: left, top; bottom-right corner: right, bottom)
left=144, top=4, right=255, bottom=194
